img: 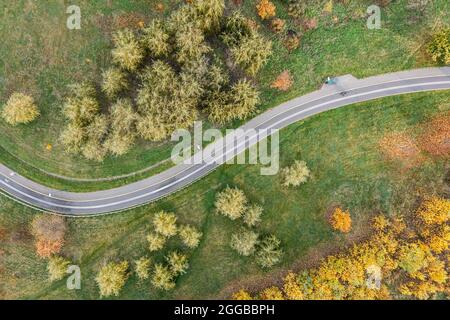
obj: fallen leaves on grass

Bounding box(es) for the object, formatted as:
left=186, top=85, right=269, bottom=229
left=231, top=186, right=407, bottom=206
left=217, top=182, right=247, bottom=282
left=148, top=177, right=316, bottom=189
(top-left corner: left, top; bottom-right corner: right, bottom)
left=271, top=70, right=293, bottom=91
left=379, top=132, right=422, bottom=168
left=418, top=113, right=450, bottom=157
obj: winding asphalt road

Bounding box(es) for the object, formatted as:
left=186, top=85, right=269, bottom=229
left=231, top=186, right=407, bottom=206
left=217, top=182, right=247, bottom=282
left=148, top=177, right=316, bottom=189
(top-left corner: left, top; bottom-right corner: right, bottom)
left=1, top=67, right=449, bottom=216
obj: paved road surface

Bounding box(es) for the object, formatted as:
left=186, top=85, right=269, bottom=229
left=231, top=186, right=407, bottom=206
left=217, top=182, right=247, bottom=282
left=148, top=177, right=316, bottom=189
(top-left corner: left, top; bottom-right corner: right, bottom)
left=1, top=67, right=449, bottom=216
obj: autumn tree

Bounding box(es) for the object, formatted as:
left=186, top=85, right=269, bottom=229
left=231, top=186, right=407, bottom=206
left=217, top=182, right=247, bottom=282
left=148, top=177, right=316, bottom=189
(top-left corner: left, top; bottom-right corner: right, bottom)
left=191, top=0, right=225, bottom=33
left=1, top=93, right=39, bottom=125
left=215, top=186, right=248, bottom=220
left=62, top=83, right=99, bottom=126
left=207, top=80, right=260, bottom=125
left=428, top=28, right=450, bottom=64
left=136, top=61, right=199, bottom=141
left=47, top=256, right=71, bottom=282
left=280, top=160, right=310, bottom=187
left=259, top=286, right=284, bottom=300
left=81, top=115, right=109, bottom=162
left=256, top=0, right=276, bottom=20
left=31, top=214, right=67, bottom=258
left=270, top=18, right=285, bottom=33
left=147, top=232, right=167, bottom=252
left=178, top=225, right=203, bottom=249
left=166, top=251, right=189, bottom=276
left=330, top=207, right=352, bottom=233
left=230, top=33, right=272, bottom=76
left=141, top=19, right=171, bottom=58
left=256, top=234, right=283, bottom=268
left=243, top=205, right=263, bottom=227
left=153, top=211, right=178, bottom=238
left=95, top=261, right=129, bottom=297
left=230, top=229, right=259, bottom=256
left=134, top=257, right=151, bottom=280
left=151, top=263, right=175, bottom=290
left=283, top=272, right=304, bottom=300
left=104, top=99, right=137, bottom=156
left=221, top=12, right=255, bottom=47
left=232, top=289, right=253, bottom=300
left=175, top=23, right=210, bottom=65
left=111, top=29, right=144, bottom=72
left=101, top=67, right=129, bottom=98
left=416, top=196, right=450, bottom=226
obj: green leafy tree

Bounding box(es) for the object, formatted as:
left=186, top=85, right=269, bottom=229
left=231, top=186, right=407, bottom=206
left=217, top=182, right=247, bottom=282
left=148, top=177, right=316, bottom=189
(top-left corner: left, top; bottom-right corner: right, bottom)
left=62, top=83, right=99, bottom=126
left=1, top=93, right=39, bottom=125
left=230, top=229, right=259, bottom=256
left=151, top=263, right=175, bottom=290
left=215, top=187, right=248, bottom=220
left=166, top=251, right=189, bottom=276
left=111, top=29, right=144, bottom=72
left=47, top=256, right=71, bottom=282
left=95, top=261, right=129, bottom=297
left=153, top=211, right=178, bottom=238
left=255, top=235, right=283, bottom=268
left=134, top=257, right=151, bottom=280
left=178, top=225, right=203, bottom=249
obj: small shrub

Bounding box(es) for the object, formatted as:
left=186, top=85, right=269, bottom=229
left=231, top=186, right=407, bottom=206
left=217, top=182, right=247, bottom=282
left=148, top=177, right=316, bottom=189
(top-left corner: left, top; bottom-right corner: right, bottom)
left=255, top=235, right=283, bottom=268
left=284, top=34, right=300, bottom=51
left=47, top=256, right=71, bottom=282
left=215, top=186, right=248, bottom=220
left=147, top=232, right=167, bottom=252
left=134, top=257, right=151, bottom=280
left=270, top=18, right=285, bottom=33
left=330, top=207, right=352, bottom=233
left=153, top=211, right=178, bottom=238
left=151, top=263, right=175, bottom=290
left=178, top=225, right=203, bottom=249
left=256, top=0, right=276, bottom=20
left=243, top=205, right=263, bottom=227
left=166, top=251, right=189, bottom=276
left=280, top=160, right=310, bottom=187
left=230, top=229, right=259, bottom=256
left=95, top=261, right=129, bottom=297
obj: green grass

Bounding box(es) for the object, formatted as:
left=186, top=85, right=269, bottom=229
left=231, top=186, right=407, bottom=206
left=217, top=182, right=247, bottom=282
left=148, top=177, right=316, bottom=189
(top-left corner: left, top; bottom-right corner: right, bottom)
left=1, top=91, right=448, bottom=299
left=0, top=0, right=448, bottom=186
